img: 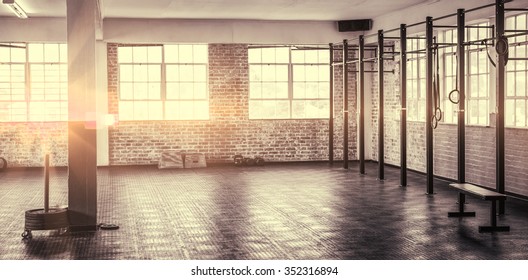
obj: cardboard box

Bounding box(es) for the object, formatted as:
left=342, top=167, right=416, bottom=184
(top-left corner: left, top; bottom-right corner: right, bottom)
left=158, top=151, right=184, bottom=169
left=184, top=153, right=207, bottom=168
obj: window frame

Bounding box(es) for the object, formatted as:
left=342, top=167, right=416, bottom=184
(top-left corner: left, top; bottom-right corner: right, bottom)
left=505, top=13, right=528, bottom=128
left=0, top=42, right=68, bottom=123
left=117, top=44, right=209, bottom=121
left=406, top=37, right=427, bottom=122
left=248, top=46, right=330, bottom=120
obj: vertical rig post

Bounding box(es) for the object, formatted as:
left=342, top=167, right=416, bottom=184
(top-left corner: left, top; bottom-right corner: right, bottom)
left=377, top=30, right=385, bottom=180
left=329, top=43, right=334, bottom=165
left=44, top=154, right=50, bottom=213
left=359, top=36, right=366, bottom=174
left=496, top=0, right=506, bottom=214
left=400, top=24, right=408, bottom=187
left=457, top=9, right=466, bottom=184
left=343, top=39, right=349, bottom=169
left=426, top=17, right=434, bottom=195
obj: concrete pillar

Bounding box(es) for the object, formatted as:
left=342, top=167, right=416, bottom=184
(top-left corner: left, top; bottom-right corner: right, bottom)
left=67, top=0, right=98, bottom=231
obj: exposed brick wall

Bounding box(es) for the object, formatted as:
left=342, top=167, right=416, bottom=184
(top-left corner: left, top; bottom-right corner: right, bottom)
left=0, top=122, right=67, bottom=167
left=107, top=43, right=357, bottom=165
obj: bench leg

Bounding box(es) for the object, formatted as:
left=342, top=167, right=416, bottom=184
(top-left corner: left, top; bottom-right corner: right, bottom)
left=448, top=193, right=476, bottom=217
left=478, top=200, right=510, bottom=232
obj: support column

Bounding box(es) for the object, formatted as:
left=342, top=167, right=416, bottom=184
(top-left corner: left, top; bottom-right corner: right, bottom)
left=495, top=0, right=506, bottom=214
left=426, top=17, right=434, bottom=194
left=377, top=30, right=384, bottom=180
left=343, top=39, right=349, bottom=170
left=329, top=43, right=334, bottom=165
left=358, top=36, right=365, bottom=174
left=400, top=24, right=407, bottom=187
left=457, top=9, right=466, bottom=184
left=67, top=0, right=98, bottom=232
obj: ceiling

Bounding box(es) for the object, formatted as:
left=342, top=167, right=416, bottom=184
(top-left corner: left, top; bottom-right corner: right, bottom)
left=0, top=0, right=436, bottom=21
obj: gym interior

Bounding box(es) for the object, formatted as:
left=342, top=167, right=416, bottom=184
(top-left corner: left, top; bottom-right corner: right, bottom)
left=2, top=0, right=528, bottom=262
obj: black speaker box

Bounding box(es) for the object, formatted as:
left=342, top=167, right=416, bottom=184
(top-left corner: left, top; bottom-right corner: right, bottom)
left=337, top=19, right=373, bottom=32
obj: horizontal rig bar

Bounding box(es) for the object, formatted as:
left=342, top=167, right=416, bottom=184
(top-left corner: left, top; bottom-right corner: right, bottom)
left=350, top=70, right=395, bottom=73
left=465, top=1, right=501, bottom=14
left=407, top=20, right=427, bottom=29
left=434, top=25, right=457, bottom=28
left=466, top=25, right=495, bottom=29
left=384, top=36, right=401, bottom=40
left=0, top=44, right=26, bottom=49
left=504, top=8, right=528, bottom=12
left=433, top=12, right=458, bottom=22
left=505, top=29, right=528, bottom=33
left=406, top=49, right=427, bottom=54
left=434, top=43, right=458, bottom=46
left=383, top=27, right=401, bottom=35
left=507, top=57, right=528, bottom=61
left=504, top=32, right=528, bottom=39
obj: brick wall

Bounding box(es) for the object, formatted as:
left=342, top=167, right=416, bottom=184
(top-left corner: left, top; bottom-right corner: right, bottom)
left=107, top=43, right=358, bottom=165
left=369, top=48, right=528, bottom=197
left=0, top=122, right=68, bottom=167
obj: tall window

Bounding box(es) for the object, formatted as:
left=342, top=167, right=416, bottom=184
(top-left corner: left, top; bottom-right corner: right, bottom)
left=440, top=29, right=458, bottom=124
left=248, top=46, right=329, bottom=119
left=466, top=22, right=491, bottom=125
left=117, top=44, right=208, bottom=121
left=0, top=43, right=67, bottom=122
left=506, top=13, right=528, bottom=127
left=28, top=44, right=68, bottom=121
left=406, top=37, right=426, bottom=121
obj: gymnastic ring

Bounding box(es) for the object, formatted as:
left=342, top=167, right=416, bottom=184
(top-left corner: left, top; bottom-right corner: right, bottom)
left=495, top=36, right=509, bottom=56
left=434, top=107, right=442, bottom=122
left=0, top=157, right=6, bottom=172
left=448, top=89, right=460, bottom=104
left=431, top=115, right=439, bottom=129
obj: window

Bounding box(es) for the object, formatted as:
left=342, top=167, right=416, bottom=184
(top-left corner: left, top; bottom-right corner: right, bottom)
left=466, top=22, right=491, bottom=126
left=117, top=44, right=208, bottom=121
left=440, top=29, right=458, bottom=124
left=0, top=43, right=67, bottom=122
left=406, top=37, right=426, bottom=121
left=28, top=44, right=68, bottom=122
left=248, top=46, right=329, bottom=119
left=506, top=13, right=528, bottom=127
left=439, top=22, right=492, bottom=126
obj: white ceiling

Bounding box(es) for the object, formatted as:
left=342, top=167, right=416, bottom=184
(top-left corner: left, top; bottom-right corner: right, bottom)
left=0, top=0, right=435, bottom=21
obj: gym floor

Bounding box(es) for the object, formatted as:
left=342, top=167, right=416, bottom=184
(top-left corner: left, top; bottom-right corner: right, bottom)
left=1, top=161, right=527, bottom=260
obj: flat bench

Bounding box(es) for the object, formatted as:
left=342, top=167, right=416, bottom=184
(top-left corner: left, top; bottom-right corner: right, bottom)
left=448, top=183, right=510, bottom=233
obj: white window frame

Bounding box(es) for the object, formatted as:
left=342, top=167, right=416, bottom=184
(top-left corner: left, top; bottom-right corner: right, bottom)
left=248, top=46, right=330, bottom=120
left=505, top=13, right=528, bottom=127
left=0, top=42, right=67, bottom=122
left=117, top=44, right=209, bottom=121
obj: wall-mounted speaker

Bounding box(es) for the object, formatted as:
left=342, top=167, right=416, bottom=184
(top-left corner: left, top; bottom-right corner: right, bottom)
left=337, top=19, right=373, bottom=32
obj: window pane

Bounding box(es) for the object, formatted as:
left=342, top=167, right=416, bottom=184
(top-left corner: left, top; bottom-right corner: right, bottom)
left=28, top=44, right=44, bottom=63
left=248, top=48, right=261, bottom=64
left=118, top=47, right=133, bottom=63
left=276, top=82, right=288, bottom=99
left=292, top=100, right=305, bottom=118
left=193, top=45, right=208, bottom=63
left=194, top=83, right=207, bottom=99
left=180, top=83, right=194, bottom=99
left=179, top=45, right=193, bottom=63
left=516, top=72, right=526, bottom=97
left=276, top=100, right=290, bottom=118
left=250, top=83, right=262, bottom=99
left=516, top=100, right=526, bottom=127
left=293, top=83, right=306, bottom=99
